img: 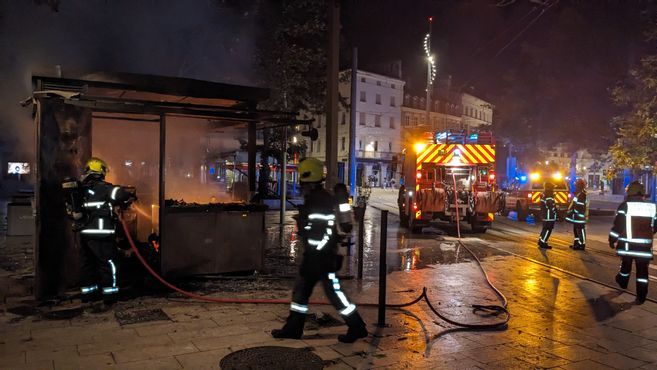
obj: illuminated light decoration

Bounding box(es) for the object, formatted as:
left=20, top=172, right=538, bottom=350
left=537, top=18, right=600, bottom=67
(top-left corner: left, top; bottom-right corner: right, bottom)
left=408, top=191, right=413, bottom=197
left=529, top=172, right=541, bottom=181
left=552, top=172, right=563, bottom=180
left=423, top=34, right=437, bottom=84
left=415, top=210, right=422, bottom=219
left=416, top=172, right=422, bottom=179
left=520, top=175, right=528, bottom=182
left=527, top=192, right=533, bottom=199
left=489, top=173, right=496, bottom=181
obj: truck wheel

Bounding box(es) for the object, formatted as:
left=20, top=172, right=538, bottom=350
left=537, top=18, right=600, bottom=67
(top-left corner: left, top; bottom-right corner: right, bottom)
left=471, top=221, right=488, bottom=233
left=409, top=218, right=423, bottom=234
left=516, top=202, right=528, bottom=221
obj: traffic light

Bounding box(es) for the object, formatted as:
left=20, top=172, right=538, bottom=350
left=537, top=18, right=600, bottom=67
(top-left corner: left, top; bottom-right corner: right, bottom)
left=301, top=127, right=318, bottom=141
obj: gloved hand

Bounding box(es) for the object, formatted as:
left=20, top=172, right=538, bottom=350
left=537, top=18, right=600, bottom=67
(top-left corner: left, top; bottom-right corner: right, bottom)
left=609, top=241, right=616, bottom=250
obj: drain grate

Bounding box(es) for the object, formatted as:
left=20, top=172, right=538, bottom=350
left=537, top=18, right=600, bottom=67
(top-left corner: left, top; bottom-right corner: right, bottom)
left=219, top=346, right=323, bottom=370
left=115, top=308, right=170, bottom=326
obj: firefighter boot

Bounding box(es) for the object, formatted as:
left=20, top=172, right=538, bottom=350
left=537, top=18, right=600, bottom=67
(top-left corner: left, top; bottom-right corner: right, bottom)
left=615, top=273, right=629, bottom=290
left=271, top=311, right=306, bottom=339
left=338, top=311, right=368, bottom=343
left=538, top=241, right=552, bottom=250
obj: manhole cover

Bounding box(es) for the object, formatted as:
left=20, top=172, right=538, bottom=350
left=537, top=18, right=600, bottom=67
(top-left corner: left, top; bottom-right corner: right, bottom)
left=219, top=346, right=323, bottom=370
left=115, top=308, right=170, bottom=325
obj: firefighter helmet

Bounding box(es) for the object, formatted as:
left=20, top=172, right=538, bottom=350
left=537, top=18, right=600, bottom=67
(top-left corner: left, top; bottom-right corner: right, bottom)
left=298, top=157, right=325, bottom=183
left=626, top=181, right=644, bottom=196
left=544, top=182, right=555, bottom=190
left=84, top=157, right=109, bottom=177
left=575, top=178, right=587, bottom=191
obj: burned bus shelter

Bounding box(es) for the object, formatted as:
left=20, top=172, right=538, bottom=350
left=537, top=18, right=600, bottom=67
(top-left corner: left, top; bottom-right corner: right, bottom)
left=31, top=71, right=301, bottom=299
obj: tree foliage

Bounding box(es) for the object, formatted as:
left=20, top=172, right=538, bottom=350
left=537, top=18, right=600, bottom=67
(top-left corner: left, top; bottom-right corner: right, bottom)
left=609, top=55, right=657, bottom=175
left=255, top=0, right=327, bottom=114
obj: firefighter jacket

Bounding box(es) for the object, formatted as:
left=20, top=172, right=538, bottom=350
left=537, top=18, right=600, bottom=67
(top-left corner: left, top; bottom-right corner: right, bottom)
left=566, top=190, right=588, bottom=224
left=609, top=198, right=657, bottom=260
left=540, top=190, right=557, bottom=222
left=80, top=177, right=133, bottom=239
left=297, top=186, right=349, bottom=274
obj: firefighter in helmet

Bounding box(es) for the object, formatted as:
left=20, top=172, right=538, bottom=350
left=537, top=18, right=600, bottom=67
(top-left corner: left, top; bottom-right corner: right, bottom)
left=566, top=178, right=588, bottom=250
left=75, top=157, right=135, bottom=306
left=271, top=157, right=368, bottom=343
left=538, top=181, right=557, bottom=249
left=609, top=181, right=657, bottom=304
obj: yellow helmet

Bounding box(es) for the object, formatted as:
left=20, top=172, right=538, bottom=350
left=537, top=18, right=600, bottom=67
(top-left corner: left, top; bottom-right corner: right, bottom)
left=626, top=181, right=644, bottom=197
left=298, top=157, right=325, bottom=183
left=85, top=157, right=109, bottom=177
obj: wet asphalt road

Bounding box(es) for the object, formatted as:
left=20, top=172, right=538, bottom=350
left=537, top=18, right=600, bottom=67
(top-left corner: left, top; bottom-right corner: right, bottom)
left=363, top=197, right=657, bottom=302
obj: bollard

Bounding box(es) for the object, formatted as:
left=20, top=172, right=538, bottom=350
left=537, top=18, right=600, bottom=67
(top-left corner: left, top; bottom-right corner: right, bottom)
left=356, top=205, right=366, bottom=280
left=377, top=209, right=388, bottom=327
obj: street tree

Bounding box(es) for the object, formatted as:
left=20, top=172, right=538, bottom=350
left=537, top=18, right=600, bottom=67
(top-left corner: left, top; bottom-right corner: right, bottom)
left=609, top=54, right=657, bottom=176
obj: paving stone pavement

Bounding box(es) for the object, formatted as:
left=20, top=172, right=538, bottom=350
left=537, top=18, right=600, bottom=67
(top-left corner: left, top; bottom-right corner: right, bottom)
left=3, top=248, right=657, bottom=369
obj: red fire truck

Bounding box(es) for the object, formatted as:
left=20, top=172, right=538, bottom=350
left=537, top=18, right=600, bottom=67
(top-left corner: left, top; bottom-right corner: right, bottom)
left=398, top=132, right=502, bottom=233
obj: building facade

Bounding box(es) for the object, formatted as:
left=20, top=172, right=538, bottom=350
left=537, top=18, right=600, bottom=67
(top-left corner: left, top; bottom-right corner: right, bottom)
left=302, top=69, right=405, bottom=187
left=401, top=91, right=493, bottom=135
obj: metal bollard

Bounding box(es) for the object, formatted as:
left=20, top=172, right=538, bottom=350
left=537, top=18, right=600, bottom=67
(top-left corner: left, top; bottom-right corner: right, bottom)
left=377, top=209, right=388, bottom=327
left=356, top=205, right=366, bottom=280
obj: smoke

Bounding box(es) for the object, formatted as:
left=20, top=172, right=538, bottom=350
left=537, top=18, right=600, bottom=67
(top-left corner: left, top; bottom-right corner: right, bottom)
left=0, top=0, right=259, bottom=183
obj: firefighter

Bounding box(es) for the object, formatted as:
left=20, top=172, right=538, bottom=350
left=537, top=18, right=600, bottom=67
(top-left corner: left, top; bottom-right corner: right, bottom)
left=538, top=181, right=557, bottom=249
left=76, top=157, right=135, bottom=306
left=566, top=178, right=588, bottom=250
left=609, top=181, right=657, bottom=304
left=271, top=157, right=368, bottom=343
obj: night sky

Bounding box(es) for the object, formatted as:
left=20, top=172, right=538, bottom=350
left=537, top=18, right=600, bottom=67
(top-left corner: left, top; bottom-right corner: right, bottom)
left=0, top=0, right=654, bottom=160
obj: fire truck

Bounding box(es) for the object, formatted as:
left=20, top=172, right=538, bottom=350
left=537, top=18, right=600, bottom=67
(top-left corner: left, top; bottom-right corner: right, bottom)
left=502, top=171, right=571, bottom=221
left=398, top=131, right=502, bottom=233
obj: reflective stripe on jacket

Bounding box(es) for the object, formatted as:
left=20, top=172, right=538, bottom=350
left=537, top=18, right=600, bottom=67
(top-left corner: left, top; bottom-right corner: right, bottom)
left=609, top=200, right=657, bottom=259
left=566, top=191, right=588, bottom=224
left=540, top=191, right=557, bottom=221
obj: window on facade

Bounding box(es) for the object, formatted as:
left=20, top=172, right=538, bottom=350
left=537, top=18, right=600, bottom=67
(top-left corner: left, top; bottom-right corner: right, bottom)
left=403, top=115, right=410, bottom=126
left=376, top=94, right=381, bottom=105
left=359, top=140, right=362, bottom=149
left=389, top=116, right=395, bottom=129
left=341, top=137, right=345, bottom=151
left=359, top=112, right=366, bottom=126
left=361, top=77, right=365, bottom=83
left=390, top=96, right=395, bottom=107
left=360, top=91, right=366, bottom=102
left=317, top=116, right=322, bottom=128
left=374, top=141, right=378, bottom=151
left=375, top=115, right=381, bottom=127
left=341, top=113, right=346, bottom=125
left=391, top=83, right=396, bottom=89
left=376, top=80, right=381, bottom=86
left=388, top=142, right=392, bottom=152
left=317, top=141, right=321, bottom=153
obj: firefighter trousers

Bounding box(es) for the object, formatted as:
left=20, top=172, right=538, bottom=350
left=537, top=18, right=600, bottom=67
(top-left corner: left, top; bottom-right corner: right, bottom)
left=617, top=257, right=649, bottom=299
left=572, top=224, right=586, bottom=247
left=539, top=221, right=555, bottom=245
left=80, top=237, right=120, bottom=301
left=289, top=270, right=357, bottom=319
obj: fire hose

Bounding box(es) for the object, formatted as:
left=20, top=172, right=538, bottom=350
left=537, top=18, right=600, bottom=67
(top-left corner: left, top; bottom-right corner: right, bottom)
left=118, top=190, right=510, bottom=329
